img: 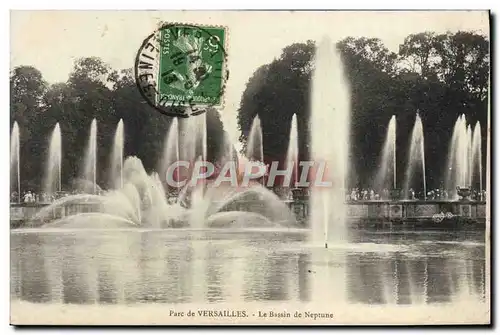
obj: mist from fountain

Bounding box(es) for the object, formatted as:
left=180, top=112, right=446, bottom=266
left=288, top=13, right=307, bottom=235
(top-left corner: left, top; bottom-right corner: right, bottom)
left=43, top=123, right=62, bottom=196
left=109, top=119, right=124, bottom=189
left=10, top=121, right=21, bottom=203
left=286, top=114, right=299, bottom=185
left=83, top=119, right=98, bottom=194
left=374, top=115, right=396, bottom=191
left=471, top=122, right=483, bottom=192
left=32, top=156, right=296, bottom=230
left=403, top=114, right=426, bottom=200
left=310, top=37, right=350, bottom=247
left=247, top=115, right=264, bottom=163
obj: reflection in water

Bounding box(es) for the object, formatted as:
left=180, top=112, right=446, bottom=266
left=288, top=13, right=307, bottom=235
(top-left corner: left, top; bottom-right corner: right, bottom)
left=10, top=229, right=486, bottom=307
left=205, top=242, right=225, bottom=303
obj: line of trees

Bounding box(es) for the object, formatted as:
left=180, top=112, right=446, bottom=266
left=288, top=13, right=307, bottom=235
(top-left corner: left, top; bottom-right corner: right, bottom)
left=11, top=30, right=489, bottom=193
left=237, top=31, right=489, bottom=191
left=10, top=58, right=227, bottom=192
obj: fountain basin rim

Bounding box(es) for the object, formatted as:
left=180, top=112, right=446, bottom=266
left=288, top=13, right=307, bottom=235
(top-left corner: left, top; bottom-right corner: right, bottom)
left=10, top=227, right=309, bottom=234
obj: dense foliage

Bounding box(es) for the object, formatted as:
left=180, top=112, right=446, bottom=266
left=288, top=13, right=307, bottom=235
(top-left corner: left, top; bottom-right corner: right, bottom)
left=10, top=59, right=226, bottom=191
left=237, top=31, right=489, bottom=190
left=11, top=31, right=489, bottom=193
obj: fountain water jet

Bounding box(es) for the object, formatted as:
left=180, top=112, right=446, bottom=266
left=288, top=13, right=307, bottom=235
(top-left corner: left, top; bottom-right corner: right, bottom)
left=197, top=113, right=208, bottom=163
left=109, top=119, right=124, bottom=189
left=224, top=132, right=235, bottom=163
left=310, top=37, right=350, bottom=247
left=83, top=119, right=98, bottom=194
left=445, top=114, right=473, bottom=198
left=159, top=118, right=179, bottom=194
left=32, top=156, right=296, bottom=230
left=374, top=115, right=396, bottom=192
left=471, top=122, right=483, bottom=193
left=10, top=122, right=20, bottom=203
left=43, top=123, right=62, bottom=195
left=286, top=114, right=299, bottom=186
left=247, top=115, right=264, bottom=163
left=403, top=114, right=426, bottom=200
left=466, top=125, right=472, bottom=186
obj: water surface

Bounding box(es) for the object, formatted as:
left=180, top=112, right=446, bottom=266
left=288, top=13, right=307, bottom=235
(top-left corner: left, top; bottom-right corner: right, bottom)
left=10, top=226, right=487, bottom=324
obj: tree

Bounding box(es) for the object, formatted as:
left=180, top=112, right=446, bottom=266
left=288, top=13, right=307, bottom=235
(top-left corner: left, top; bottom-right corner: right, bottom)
left=11, top=31, right=489, bottom=194
left=10, top=66, right=47, bottom=130
left=399, top=32, right=439, bottom=79
left=434, top=31, right=489, bottom=101
left=10, top=66, right=48, bottom=191
left=238, top=40, right=315, bottom=169
left=238, top=32, right=489, bottom=191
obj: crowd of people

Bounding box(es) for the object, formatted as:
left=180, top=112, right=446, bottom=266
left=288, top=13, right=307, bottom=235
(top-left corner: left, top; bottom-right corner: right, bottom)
left=11, top=191, right=63, bottom=204
left=11, top=186, right=487, bottom=204
left=10, top=190, right=103, bottom=204
left=346, top=187, right=487, bottom=201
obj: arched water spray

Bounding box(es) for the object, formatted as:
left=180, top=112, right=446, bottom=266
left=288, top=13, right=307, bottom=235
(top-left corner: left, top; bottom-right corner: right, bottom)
left=83, top=119, right=98, bottom=194
left=403, top=114, right=426, bottom=200
left=310, top=37, right=350, bottom=247
left=247, top=115, right=264, bottom=163
left=286, top=114, right=299, bottom=186
left=471, top=122, right=483, bottom=193
left=44, top=123, right=62, bottom=195
left=374, top=115, right=396, bottom=192
left=110, top=119, right=124, bottom=189
left=10, top=122, right=20, bottom=203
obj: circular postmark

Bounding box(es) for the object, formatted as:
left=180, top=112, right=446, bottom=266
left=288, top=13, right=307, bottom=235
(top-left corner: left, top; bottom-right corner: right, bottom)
left=135, top=23, right=228, bottom=118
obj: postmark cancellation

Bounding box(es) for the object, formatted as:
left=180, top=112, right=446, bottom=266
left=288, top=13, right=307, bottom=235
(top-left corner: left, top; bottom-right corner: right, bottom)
left=135, top=23, right=228, bottom=117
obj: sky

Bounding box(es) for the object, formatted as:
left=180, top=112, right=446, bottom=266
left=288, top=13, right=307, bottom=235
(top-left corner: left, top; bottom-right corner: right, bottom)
left=10, top=11, right=489, bottom=147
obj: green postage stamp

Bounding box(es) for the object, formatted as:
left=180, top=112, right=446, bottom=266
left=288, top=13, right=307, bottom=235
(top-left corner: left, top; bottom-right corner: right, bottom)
left=135, top=23, right=227, bottom=117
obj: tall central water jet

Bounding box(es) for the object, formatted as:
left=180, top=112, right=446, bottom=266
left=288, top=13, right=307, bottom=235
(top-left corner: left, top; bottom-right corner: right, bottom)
left=110, top=119, right=124, bottom=189
left=197, top=113, right=208, bottom=163
left=403, top=114, right=426, bottom=200
left=160, top=118, right=179, bottom=193
left=44, top=123, right=62, bottom=195
left=466, top=125, right=472, bottom=186
left=310, top=37, right=350, bottom=247
left=10, top=122, right=20, bottom=203
left=286, top=114, right=299, bottom=186
left=374, top=115, right=396, bottom=192
left=223, top=132, right=235, bottom=163
left=83, top=119, right=98, bottom=194
left=247, top=115, right=264, bottom=163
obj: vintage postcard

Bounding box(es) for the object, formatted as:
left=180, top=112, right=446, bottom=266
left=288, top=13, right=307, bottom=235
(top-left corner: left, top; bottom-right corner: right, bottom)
left=9, top=10, right=490, bottom=325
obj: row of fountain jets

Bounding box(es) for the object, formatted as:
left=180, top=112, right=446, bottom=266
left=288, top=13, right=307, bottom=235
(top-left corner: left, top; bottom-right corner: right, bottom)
left=10, top=112, right=483, bottom=199
left=8, top=39, right=483, bottom=207
left=378, top=113, right=483, bottom=199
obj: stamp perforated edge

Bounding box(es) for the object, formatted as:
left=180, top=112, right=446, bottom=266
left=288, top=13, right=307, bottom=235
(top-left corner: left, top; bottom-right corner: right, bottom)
left=136, top=21, right=229, bottom=115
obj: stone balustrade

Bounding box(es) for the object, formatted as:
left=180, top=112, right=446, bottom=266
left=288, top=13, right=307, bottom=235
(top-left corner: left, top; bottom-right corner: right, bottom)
left=10, top=200, right=487, bottom=229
